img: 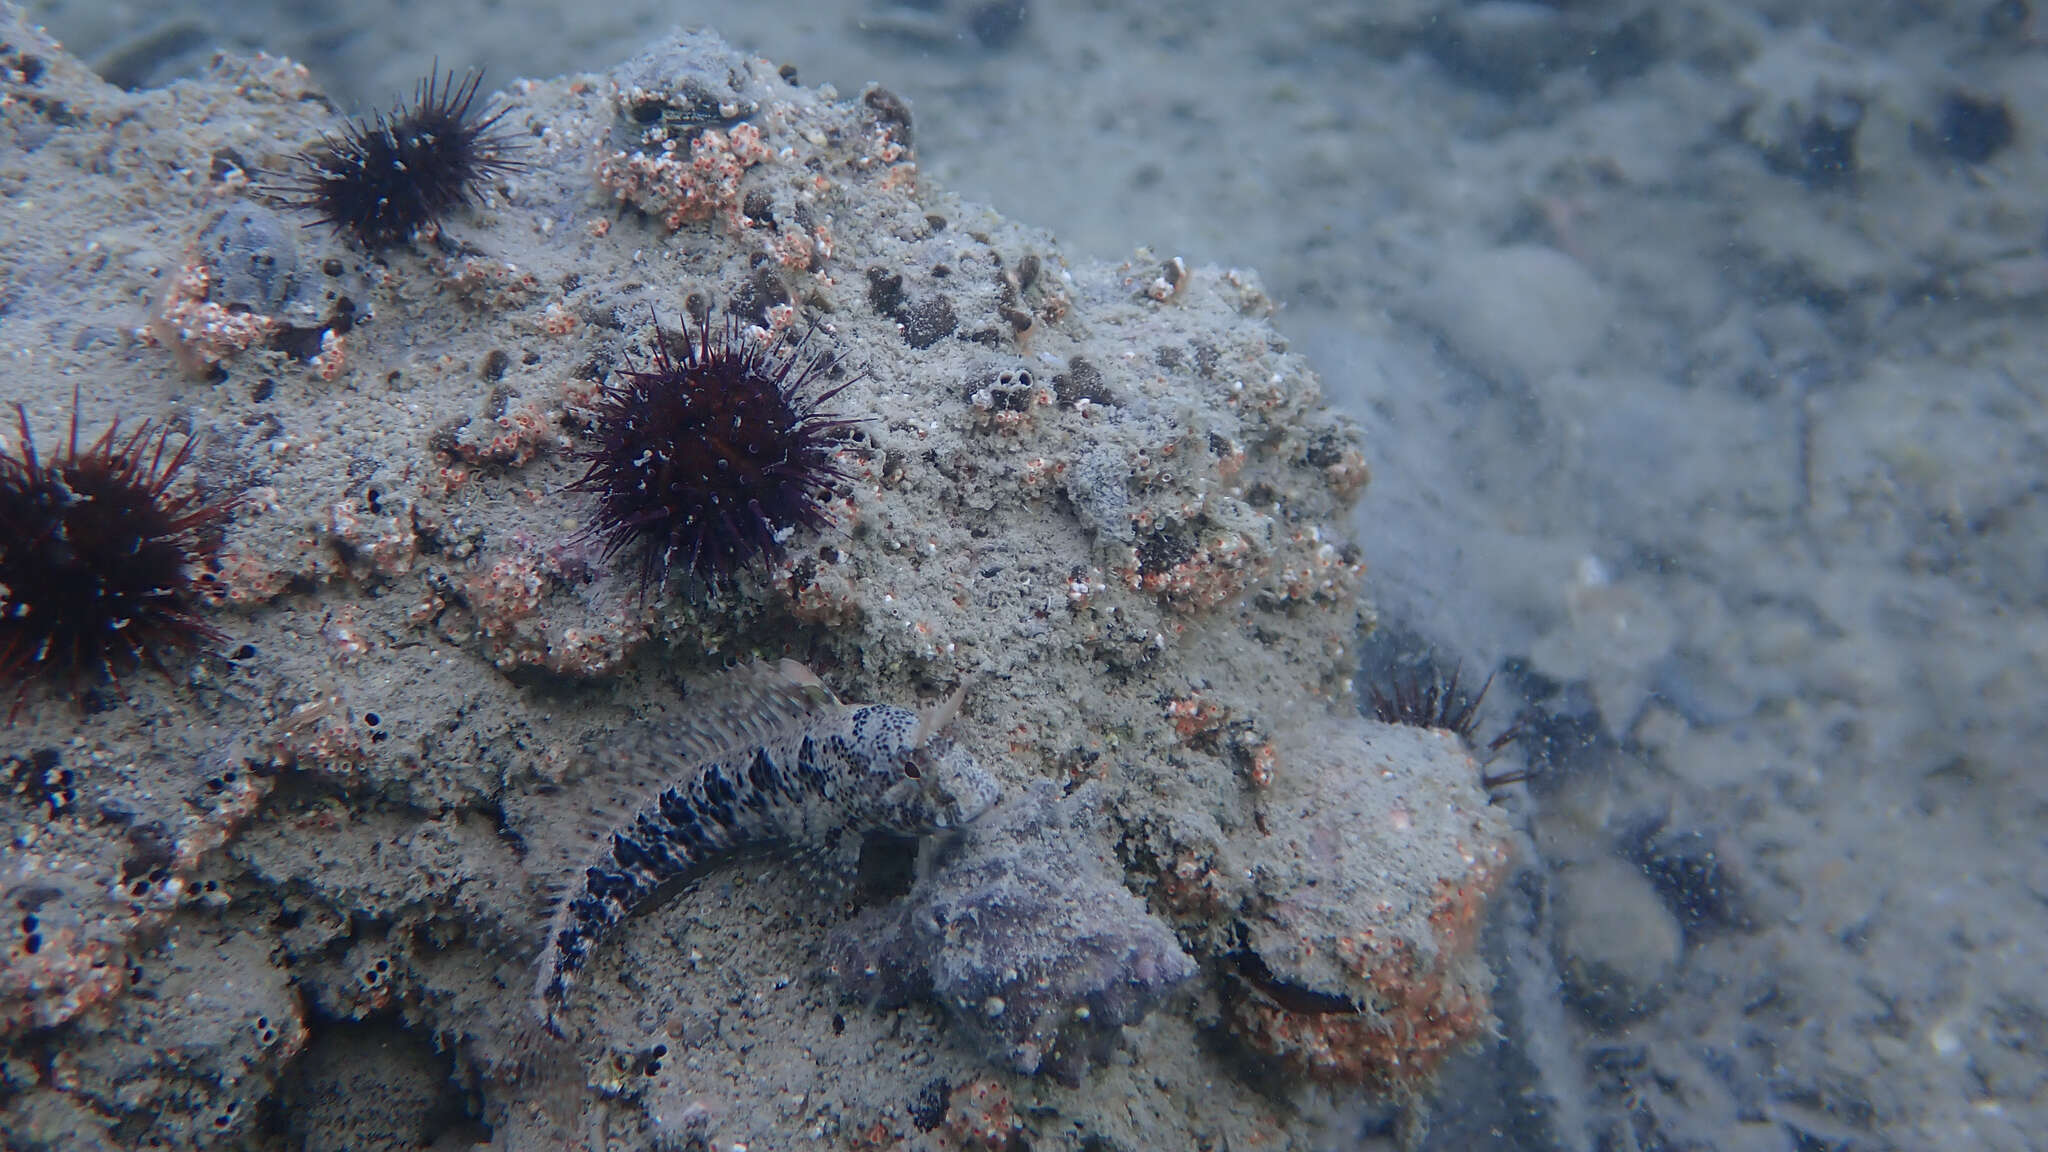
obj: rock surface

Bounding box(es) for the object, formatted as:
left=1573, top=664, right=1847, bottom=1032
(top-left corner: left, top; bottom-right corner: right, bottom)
left=0, top=11, right=1506, bottom=1150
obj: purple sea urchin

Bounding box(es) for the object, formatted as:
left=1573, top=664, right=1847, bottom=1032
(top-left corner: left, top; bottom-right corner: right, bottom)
left=277, top=69, right=521, bottom=250
left=0, top=398, right=235, bottom=715
left=573, top=316, right=857, bottom=595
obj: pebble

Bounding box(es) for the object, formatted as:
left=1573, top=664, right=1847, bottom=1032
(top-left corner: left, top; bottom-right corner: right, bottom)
left=1552, top=854, right=1682, bottom=1027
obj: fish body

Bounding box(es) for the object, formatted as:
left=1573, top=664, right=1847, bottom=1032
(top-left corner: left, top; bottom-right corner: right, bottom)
left=530, top=667, right=999, bottom=1032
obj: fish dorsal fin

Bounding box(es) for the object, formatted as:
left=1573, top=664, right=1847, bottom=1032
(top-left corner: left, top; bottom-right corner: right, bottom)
left=911, top=673, right=974, bottom=748
left=512, top=660, right=841, bottom=922
left=648, top=658, right=839, bottom=771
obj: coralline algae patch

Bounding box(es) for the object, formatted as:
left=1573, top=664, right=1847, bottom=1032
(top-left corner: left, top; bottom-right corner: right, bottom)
left=0, top=12, right=1507, bottom=1150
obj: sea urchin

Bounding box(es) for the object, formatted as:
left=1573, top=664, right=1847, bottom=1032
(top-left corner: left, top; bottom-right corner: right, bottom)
left=573, top=315, right=857, bottom=595
left=1367, top=664, right=1491, bottom=742
left=278, top=69, right=522, bottom=250
left=0, top=399, right=235, bottom=715
left=1366, top=659, right=1535, bottom=792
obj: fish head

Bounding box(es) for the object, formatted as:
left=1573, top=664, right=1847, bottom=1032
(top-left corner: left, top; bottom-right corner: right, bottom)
left=902, top=734, right=1002, bottom=830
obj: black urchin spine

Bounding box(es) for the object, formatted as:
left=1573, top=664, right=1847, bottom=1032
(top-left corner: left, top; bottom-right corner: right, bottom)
left=1367, top=665, right=1491, bottom=741
left=573, top=315, right=858, bottom=596
left=0, top=399, right=235, bottom=715
left=278, top=68, right=522, bottom=250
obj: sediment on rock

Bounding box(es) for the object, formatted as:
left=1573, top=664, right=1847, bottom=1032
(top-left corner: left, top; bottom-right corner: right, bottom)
left=0, top=11, right=1504, bottom=1149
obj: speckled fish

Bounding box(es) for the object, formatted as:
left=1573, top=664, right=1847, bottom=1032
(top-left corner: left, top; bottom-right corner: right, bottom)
left=527, top=660, right=1000, bottom=1034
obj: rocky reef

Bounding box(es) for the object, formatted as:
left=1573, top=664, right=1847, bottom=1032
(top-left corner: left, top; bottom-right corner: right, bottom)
left=0, top=8, right=1507, bottom=1149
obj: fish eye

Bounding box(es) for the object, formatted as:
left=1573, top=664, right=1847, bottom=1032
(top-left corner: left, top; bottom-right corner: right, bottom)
left=901, top=758, right=921, bottom=780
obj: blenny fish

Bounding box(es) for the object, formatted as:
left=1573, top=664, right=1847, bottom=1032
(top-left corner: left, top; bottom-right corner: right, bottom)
left=527, top=661, right=1000, bottom=1034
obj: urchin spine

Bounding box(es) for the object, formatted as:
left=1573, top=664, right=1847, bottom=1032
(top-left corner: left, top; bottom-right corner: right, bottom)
left=573, top=315, right=856, bottom=595
left=278, top=69, right=520, bottom=250
left=0, top=400, right=234, bottom=712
